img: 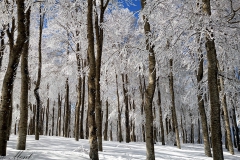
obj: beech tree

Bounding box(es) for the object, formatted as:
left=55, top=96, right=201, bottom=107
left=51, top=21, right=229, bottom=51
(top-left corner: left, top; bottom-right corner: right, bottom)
left=16, top=6, right=31, bottom=150
left=141, top=0, right=156, bottom=159
left=87, top=0, right=99, bottom=159
left=0, top=0, right=27, bottom=156
left=0, top=1, right=239, bottom=159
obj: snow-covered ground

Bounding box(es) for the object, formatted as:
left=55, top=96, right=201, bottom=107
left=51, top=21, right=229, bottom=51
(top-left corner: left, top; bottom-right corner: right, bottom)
left=2, top=135, right=240, bottom=160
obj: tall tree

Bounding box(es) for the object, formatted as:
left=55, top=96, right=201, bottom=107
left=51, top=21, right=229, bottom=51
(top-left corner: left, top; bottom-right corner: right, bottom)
left=116, top=74, right=123, bottom=142
left=103, top=100, right=109, bottom=141
left=75, top=41, right=82, bottom=141
left=87, top=0, right=99, bottom=159
left=0, top=30, right=5, bottom=70
left=16, top=7, right=31, bottom=150
left=34, top=4, right=44, bottom=140
left=196, top=53, right=212, bottom=156
left=202, top=0, right=224, bottom=159
left=122, top=74, right=130, bottom=143
left=94, top=0, right=110, bottom=151
left=169, top=59, right=181, bottom=149
left=157, top=78, right=165, bottom=145
left=64, top=79, right=70, bottom=138
left=141, top=0, right=156, bottom=159
left=80, top=60, right=86, bottom=139
left=0, top=0, right=27, bottom=156
left=220, top=74, right=234, bottom=154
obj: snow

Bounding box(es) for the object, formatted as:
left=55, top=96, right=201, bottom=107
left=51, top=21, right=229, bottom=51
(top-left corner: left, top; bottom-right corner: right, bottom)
left=2, top=135, right=240, bottom=160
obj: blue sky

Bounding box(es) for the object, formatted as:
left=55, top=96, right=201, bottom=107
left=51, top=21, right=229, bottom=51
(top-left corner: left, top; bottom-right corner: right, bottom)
left=123, top=0, right=141, bottom=11
left=123, top=0, right=141, bottom=17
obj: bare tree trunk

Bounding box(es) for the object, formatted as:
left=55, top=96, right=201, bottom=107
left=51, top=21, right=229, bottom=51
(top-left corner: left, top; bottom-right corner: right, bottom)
left=220, top=76, right=234, bottom=154
left=68, top=102, right=71, bottom=138
left=190, top=114, right=194, bottom=144
left=110, top=123, right=113, bottom=141
left=5, top=16, right=15, bottom=141
left=196, top=54, right=212, bottom=156
left=169, top=59, right=181, bottom=149
left=64, top=79, right=69, bottom=138
left=0, top=30, right=5, bottom=70
left=180, top=116, right=185, bottom=143
left=7, top=94, right=13, bottom=141
left=157, top=78, right=165, bottom=145
left=122, top=74, right=130, bottom=143
left=52, top=106, right=55, bottom=136
left=85, top=109, right=89, bottom=139
left=80, top=65, right=86, bottom=139
left=57, top=94, right=61, bottom=136
left=132, top=100, right=136, bottom=142
left=93, top=0, right=110, bottom=151
left=206, top=29, right=224, bottom=159
left=141, top=0, right=156, bottom=159
left=45, top=98, right=49, bottom=136
left=87, top=0, right=98, bottom=158
left=116, top=74, right=123, bottom=142
left=40, top=106, right=44, bottom=136
left=153, top=105, right=157, bottom=143
left=232, top=106, right=240, bottom=151
left=16, top=8, right=31, bottom=150
left=34, top=5, right=44, bottom=141
left=104, top=100, right=109, bottom=141
left=139, top=76, right=146, bottom=142
left=202, top=0, right=223, bottom=159
left=75, top=43, right=82, bottom=141
left=32, top=105, right=36, bottom=135
left=0, top=0, right=26, bottom=155
left=28, top=104, right=33, bottom=135
left=197, top=118, right=201, bottom=144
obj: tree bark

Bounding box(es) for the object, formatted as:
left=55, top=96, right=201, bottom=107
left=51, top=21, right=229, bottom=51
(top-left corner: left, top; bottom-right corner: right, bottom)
left=94, top=0, right=110, bottom=151
left=139, top=76, right=146, bottom=142
left=110, top=123, right=113, bottom=141
left=57, top=94, right=62, bottom=136
left=0, top=30, right=5, bottom=70
left=6, top=18, right=15, bottom=141
left=116, top=74, right=123, bottom=142
left=0, top=0, right=26, bottom=155
left=80, top=63, right=86, bottom=139
left=32, top=105, right=36, bottom=135
left=220, top=76, right=234, bottom=154
left=64, top=79, right=70, bottom=138
left=45, top=98, right=49, bottom=136
left=34, top=5, right=44, bottom=141
left=157, top=78, right=165, bottom=145
left=52, top=106, right=55, bottom=136
left=141, top=0, right=156, bottom=159
left=104, top=100, right=109, bottom=141
left=75, top=43, right=82, bottom=141
left=122, top=74, right=130, bottom=143
left=169, top=59, right=181, bottom=149
left=202, top=0, right=223, bottom=158
left=197, top=118, right=201, bottom=144
left=190, top=114, right=194, bottom=144
left=16, top=8, right=31, bottom=150
left=131, top=100, right=136, bottom=142
left=7, top=94, right=13, bottom=141
left=206, top=31, right=224, bottom=160
left=180, top=116, right=185, bottom=143
left=87, top=0, right=98, bottom=159
left=68, top=102, right=71, bottom=137
left=232, top=107, right=240, bottom=151
left=196, top=54, right=212, bottom=156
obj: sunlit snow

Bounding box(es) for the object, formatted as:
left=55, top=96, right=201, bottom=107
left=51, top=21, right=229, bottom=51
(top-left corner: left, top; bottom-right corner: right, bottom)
left=3, top=135, right=240, bottom=160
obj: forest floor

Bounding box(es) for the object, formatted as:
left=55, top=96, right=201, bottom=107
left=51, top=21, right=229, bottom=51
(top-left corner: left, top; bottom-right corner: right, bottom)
left=2, top=135, right=240, bottom=160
